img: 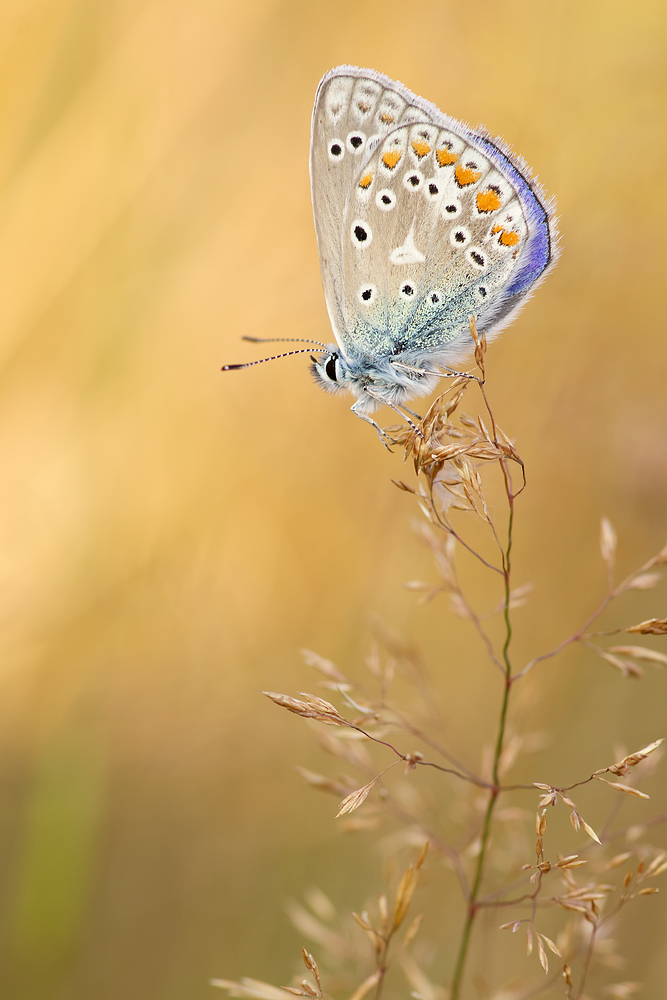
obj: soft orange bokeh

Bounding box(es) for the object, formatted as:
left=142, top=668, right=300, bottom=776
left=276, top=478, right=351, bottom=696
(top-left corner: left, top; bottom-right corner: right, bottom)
left=0, top=2, right=665, bottom=997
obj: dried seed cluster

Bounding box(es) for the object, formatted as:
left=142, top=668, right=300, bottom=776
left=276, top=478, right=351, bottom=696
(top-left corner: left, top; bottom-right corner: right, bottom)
left=214, top=335, right=666, bottom=1000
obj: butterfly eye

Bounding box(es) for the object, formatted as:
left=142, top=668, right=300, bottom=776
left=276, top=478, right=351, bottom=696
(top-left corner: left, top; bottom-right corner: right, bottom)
left=375, top=188, right=396, bottom=211
left=346, top=131, right=366, bottom=153
left=403, top=171, right=423, bottom=191
left=350, top=219, right=373, bottom=247
left=450, top=226, right=471, bottom=248
left=467, top=247, right=487, bottom=270
left=328, top=140, right=344, bottom=161
left=399, top=282, right=415, bottom=299
left=325, top=355, right=339, bottom=381
left=358, top=284, right=377, bottom=304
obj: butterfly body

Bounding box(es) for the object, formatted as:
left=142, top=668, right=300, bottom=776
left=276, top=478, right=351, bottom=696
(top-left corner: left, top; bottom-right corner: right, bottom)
left=308, top=66, right=558, bottom=424
left=310, top=345, right=443, bottom=413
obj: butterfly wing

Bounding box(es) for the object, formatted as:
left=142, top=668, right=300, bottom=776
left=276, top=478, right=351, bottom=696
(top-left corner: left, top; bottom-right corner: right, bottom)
left=310, top=66, right=438, bottom=352
left=310, top=66, right=557, bottom=368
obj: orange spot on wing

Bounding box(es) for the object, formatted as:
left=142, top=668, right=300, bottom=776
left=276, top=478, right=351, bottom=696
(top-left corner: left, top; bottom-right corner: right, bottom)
left=412, top=139, right=431, bottom=158
left=380, top=112, right=394, bottom=123
left=358, top=101, right=370, bottom=112
left=491, top=224, right=503, bottom=234
left=499, top=229, right=520, bottom=247
left=382, top=150, right=402, bottom=170
left=476, top=188, right=502, bottom=213
left=436, top=147, right=458, bottom=167
left=455, top=163, right=482, bottom=187
left=359, top=172, right=373, bottom=189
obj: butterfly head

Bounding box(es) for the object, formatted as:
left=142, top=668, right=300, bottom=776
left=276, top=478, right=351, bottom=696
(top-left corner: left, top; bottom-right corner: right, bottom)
left=311, top=349, right=444, bottom=413
left=309, top=349, right=353, bottom=396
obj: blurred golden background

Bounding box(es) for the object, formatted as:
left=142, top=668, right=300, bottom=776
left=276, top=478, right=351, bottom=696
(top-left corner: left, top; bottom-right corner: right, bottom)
left=0, top=1, right=666, bottom=997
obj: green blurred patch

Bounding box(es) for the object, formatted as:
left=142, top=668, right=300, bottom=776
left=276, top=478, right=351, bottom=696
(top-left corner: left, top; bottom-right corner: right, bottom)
left=10, top=729, right=106, bottom=974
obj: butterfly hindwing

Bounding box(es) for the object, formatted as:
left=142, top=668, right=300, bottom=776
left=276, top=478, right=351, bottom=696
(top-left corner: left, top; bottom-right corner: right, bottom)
left=310, top=65, right=556, bottom=370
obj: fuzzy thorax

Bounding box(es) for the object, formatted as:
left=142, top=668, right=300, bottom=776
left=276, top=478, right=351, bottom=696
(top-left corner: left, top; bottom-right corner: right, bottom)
left=310, top=348, right=446, bottom=414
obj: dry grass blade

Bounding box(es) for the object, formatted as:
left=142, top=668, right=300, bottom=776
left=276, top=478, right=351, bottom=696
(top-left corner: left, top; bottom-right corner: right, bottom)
left=645, top=854, right=667, bottom=876
left=600, top=517, right=617, bottom=571
left=592, top=648, right=644, bottom=679
left=315, top=729, right=373, bottom=770
left=469, top=316, right=487, bottom=377
left=624, top=572, right=662, bottom=590
left=403, top=913, right=423, bottom=947
left=210, top=980, right=296, bottom=1000
left=582, top=819, right=602, bottom=844
left=392, top=842, right=428, bottom=931
left=288, top=983, right=318, bottom=998
left=540, top=934, right=562, bottom=957
left=336, top=779, right=377, bottom=817
left=607, top=852, right=633, bottom=870
left=294, top=767, right=356, bottom=797
left=537, top=935, right=548, bottom=973
left=346, top=971, right=382, bottom=1000
left=392, top=479, right=418, bottom=493
left=285, top=901, right=348, bottom=959
left=495, top=424, right=522, bottom=463
left=352, top=911, right=383, bottom=952
left=607, top=646, right=667, bottom=666
left=625, top=617, right=667, bottom=635
left=595, top=777, right=650, bottom=799
left=399, top=953, right=446, bottom=1000
left=351, top=911, right=373, bottom=931
left=301, top=649, right=350, bottom=684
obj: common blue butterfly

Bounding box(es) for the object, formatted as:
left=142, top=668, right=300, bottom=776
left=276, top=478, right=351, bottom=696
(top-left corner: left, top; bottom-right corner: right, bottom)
left=224, top=66, right=558, bottom=439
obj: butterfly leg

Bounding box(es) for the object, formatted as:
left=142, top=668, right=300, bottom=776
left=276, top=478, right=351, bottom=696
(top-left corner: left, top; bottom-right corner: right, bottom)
left=350, top=401, right=394, bottom=451
left=385, top=402, right=425, bottom=441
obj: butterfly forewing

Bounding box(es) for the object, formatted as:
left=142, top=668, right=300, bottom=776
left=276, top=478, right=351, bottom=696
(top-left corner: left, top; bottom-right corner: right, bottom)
left=310, top=68, right=440, bottom=354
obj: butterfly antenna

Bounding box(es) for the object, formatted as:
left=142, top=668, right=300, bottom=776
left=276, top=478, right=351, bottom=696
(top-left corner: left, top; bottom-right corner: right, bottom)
left=222, top=348, right=321, bottom=371
left=441, top=366, right=477, bottom=379
left=242, top=336, right=329, bottom=347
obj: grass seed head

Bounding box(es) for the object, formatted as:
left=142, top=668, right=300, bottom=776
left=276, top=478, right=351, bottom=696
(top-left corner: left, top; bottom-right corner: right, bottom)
left=336, top=779, right=378, bottom=818
left=625, top=617, right=667, bottom=635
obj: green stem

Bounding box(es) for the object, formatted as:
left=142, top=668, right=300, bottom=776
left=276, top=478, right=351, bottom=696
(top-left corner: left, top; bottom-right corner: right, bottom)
left=449, top=484, right=515, bottom=999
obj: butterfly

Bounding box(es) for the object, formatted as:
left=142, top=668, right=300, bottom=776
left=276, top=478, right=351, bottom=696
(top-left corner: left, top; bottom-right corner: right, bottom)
left=224, top=66, right=558, bottom=440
